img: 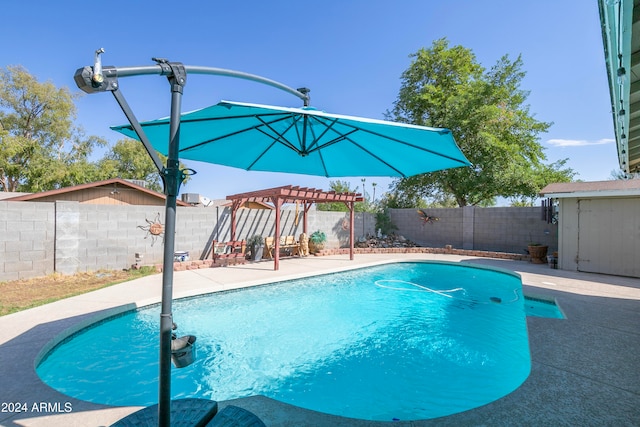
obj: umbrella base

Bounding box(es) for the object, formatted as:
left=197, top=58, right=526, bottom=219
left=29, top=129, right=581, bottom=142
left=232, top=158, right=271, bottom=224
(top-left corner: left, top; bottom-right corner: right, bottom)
left=110, top=398, right=217, bottom=427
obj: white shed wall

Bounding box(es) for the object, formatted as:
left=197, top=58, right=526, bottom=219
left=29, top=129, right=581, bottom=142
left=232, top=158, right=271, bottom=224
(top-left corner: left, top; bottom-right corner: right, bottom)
left=557, top=196, right=640, bottom=278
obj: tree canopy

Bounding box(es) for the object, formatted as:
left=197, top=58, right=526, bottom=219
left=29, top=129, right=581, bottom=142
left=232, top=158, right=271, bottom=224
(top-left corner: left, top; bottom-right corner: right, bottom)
left=97, top=138, right=171, bottom=192
left=316, top=180, right=370, bottom=212
left=387, top=39, right=575, bottom=207
left=0, top=66, right=185, bottom=193
left=0, top=66, right=107, bottom=192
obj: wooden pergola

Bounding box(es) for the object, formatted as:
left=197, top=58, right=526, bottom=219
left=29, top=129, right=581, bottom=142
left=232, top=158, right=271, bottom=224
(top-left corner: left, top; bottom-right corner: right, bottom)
left=226, top=185, right=363, bottom=270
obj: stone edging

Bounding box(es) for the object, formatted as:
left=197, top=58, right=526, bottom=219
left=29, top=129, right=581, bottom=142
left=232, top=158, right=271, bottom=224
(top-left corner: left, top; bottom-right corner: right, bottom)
left=315, top=247, right=530, bottom=261
left=156, top=247, right=530, bottom=271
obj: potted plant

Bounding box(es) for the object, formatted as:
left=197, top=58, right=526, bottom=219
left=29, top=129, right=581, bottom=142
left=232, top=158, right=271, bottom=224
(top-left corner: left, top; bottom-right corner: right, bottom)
left=309, top=230, right=327, bottom=254
left=247, top=235, right=264, bottom=262
left=527, top=243, right=548, bottom=264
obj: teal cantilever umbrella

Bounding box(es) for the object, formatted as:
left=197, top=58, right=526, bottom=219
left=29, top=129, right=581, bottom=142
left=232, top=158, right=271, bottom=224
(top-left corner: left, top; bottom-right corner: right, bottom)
left=76, top=56, right=470, bottom=427
left=111, top=100, right=471, bottom=177
left=112, top=99, right=470, bottom=426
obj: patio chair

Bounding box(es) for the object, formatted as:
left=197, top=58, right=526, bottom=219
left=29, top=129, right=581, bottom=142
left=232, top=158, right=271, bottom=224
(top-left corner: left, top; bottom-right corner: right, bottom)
left=263, top=237, right=275, bottom=259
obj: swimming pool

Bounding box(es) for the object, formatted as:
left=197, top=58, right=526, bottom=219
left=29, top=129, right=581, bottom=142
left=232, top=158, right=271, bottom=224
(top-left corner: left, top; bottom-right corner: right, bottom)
left=37, top=261, right=531, bottom=421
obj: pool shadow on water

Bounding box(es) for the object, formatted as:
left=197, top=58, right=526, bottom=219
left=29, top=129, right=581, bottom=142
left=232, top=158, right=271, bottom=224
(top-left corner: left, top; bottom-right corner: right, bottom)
left=0, top=306, right=141, bottom=427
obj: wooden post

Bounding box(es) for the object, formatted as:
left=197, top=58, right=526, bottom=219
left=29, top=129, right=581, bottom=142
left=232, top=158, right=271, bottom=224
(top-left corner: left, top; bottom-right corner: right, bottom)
left=349, top=201, right=355, bottom=260
left=273, top=197, right=282, bottom=270
left=230, top=199, right=243, bottom=241
left=303, top=201, right=311, bottom=234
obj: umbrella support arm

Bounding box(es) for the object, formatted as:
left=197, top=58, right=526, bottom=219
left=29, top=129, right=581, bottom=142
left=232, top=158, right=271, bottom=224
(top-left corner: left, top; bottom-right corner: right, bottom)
left=110, top=88, right=165, bottom=176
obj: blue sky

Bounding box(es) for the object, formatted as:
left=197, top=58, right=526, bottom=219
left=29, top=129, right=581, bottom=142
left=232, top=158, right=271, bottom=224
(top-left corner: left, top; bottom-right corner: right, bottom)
left=1, top=1, right=618, bottom=202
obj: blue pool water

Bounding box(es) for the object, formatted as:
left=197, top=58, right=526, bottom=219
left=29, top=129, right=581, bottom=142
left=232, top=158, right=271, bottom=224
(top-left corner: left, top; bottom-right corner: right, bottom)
left=37, top=262, right=531, bottom=421
left=524, top=296, right=565, bottom=319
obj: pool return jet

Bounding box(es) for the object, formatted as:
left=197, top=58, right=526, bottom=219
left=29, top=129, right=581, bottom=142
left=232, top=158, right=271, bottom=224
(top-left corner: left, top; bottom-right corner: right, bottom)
left=74, top=48, right=470, bottom=427
left=74, top=49, right=311, bottom=427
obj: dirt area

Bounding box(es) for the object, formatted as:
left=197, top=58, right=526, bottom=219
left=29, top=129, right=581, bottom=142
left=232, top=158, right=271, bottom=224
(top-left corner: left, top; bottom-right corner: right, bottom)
left=0, top=267, right=158, bottom=316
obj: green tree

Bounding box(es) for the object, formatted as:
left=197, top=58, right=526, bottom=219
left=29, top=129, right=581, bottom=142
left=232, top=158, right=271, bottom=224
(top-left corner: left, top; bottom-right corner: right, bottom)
left=0, top=66, right=106, bottom=192
left=377, top=189, right=427, bottom=209
left=317, top=180, right=368, bottom=212
left=388, top=39, right=575, bottom=207
left=98, top=138, right=163, bottom=192
left=97, top=138, right=193, bottom=193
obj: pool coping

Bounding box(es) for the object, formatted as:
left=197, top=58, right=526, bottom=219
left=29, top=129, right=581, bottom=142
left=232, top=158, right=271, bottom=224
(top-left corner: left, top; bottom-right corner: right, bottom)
left=1, top=253, right=639, bottom=426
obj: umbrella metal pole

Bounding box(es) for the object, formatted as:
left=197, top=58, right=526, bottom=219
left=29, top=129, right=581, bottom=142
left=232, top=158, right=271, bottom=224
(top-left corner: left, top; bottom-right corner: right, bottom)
left=158, top=64, right=186, bottom=427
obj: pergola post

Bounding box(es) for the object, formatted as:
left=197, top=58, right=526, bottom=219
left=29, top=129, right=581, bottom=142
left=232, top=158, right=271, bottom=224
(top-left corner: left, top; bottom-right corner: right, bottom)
left=349, top=201, right=355, bottom=260
left=230, top=199, right=243, bottom=241
left=303, top=201, right=312, bottom=234
left=272, top=197, right=282, bottom=270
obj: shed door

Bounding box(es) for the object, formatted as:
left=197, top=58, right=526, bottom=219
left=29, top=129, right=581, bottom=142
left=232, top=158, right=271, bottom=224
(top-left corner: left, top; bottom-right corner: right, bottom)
left=577, top=198, right=640, bottom=277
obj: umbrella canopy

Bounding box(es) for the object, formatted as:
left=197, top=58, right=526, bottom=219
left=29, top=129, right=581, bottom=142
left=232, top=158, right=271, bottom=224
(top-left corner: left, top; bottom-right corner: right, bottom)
left=112, top=100, right=471, bottom=177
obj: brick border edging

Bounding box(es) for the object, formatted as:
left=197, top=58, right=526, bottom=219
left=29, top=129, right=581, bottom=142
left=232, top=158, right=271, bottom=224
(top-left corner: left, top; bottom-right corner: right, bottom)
left=314, top=247, right=530, bottom=261
left=154, top=257, right=248, bottom=272
left=154, top=247, right=530, bottom=272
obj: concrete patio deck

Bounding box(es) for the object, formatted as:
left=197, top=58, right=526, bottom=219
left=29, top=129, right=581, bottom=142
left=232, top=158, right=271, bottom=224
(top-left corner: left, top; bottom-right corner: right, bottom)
left=1, top=253, right=639, bottom=426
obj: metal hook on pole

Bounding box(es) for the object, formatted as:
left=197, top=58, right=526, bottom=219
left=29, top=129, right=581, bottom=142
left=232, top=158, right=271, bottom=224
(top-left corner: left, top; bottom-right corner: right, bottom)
left=92, top=48, right=105, bottom=84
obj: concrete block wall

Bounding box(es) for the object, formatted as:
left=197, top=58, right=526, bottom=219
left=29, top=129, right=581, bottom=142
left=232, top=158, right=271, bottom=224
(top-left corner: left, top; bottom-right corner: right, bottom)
left=308, top=211, right=348, bottom=248
left=1, top=201, right=556, bottom=280
left=233, top=208, right=302, bottom=243
left=59, top=203, right=170, bottom=274
left=0, top=201, right=55, bottom=281
left=389, top=206, right=557, bottom=254
left=389, top=208, right=464, bottom=248
left=472, top=206, right=557, bottom=254
left=304, top=210, right=376, bottom=248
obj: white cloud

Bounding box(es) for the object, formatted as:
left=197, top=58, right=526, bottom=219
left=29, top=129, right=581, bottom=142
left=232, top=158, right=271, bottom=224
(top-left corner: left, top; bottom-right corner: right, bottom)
left=546, top=138, right=615, bottom=147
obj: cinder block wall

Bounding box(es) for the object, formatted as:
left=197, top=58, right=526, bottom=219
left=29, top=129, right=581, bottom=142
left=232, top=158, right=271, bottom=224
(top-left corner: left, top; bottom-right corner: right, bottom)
left=473, top=206, right=557, bottom=253
left=1, top=202, right=556, bottom=280
left=388, top=206, right=557, bottom=254
left=0, top=201, right=55, bottom=281
left=389, top=208, right=463, bottom=248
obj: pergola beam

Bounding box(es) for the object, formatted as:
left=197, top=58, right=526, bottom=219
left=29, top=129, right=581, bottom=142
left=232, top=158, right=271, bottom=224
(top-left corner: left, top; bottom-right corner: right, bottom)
left=226, top=185, right=363, bottom=269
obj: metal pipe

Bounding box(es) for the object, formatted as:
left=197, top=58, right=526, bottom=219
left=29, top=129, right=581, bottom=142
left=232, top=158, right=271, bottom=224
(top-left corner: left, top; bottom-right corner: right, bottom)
left=110, top=89, right=165, bottom=174
left=187, top=66, right=309, bottom=104
left=157, top=72, right=185, bottom=427
left=100, top=64, right=310, bottom=104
